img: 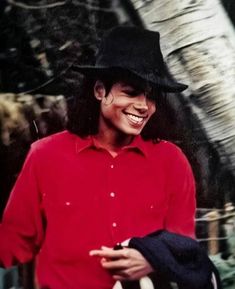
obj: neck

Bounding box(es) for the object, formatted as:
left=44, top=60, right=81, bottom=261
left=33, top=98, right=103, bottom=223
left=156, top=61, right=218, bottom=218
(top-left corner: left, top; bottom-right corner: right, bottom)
left=94, top=130, right=134, bottom=155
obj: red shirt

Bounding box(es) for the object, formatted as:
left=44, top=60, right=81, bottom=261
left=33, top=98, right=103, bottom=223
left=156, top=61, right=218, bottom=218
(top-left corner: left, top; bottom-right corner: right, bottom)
left=0, top=130, right=196, bottom=289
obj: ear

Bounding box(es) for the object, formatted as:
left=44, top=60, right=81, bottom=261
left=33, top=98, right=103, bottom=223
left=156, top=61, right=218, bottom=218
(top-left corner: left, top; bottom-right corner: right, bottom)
left=94, top=80, right=106, bottom=100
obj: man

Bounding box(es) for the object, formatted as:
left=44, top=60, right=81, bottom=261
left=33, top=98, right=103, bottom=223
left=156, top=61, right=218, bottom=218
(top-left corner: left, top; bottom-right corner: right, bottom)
left=0, top=26, right=198, bottom=289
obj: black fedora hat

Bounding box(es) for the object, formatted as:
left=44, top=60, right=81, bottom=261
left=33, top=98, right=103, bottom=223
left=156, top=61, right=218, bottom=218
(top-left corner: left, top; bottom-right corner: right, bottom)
left=72, top=26, right=187, bottom=92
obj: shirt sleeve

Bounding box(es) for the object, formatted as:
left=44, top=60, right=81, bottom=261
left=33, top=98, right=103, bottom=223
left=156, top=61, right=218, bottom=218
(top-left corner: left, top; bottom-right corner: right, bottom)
left=0, top=145, right=44, bottom=267
left=164, top=144, right=196, bottom=239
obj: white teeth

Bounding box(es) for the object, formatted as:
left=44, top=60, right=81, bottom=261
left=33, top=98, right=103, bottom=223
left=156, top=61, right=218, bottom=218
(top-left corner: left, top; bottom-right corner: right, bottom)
left=126, top=113, right=145, bottom=124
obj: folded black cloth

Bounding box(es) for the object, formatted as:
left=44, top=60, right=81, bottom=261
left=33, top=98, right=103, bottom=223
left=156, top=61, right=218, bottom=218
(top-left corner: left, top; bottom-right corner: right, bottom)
left=129, top=230, right=221, bottom=289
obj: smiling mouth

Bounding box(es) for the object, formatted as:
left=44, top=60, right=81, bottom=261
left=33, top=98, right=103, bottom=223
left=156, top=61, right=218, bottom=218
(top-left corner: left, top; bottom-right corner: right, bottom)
left=124, top=112, right=147, bottom=125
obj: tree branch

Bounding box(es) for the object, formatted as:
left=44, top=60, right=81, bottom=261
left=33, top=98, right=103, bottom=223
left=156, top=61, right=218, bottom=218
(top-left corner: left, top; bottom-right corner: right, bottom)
left=7, top=0, right=113, bottom=12
left=6, top=0, right=67, bottom=10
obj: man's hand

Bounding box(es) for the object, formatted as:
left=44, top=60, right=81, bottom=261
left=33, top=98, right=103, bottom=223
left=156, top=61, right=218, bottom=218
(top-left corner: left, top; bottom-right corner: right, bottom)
left=89, top=246, right=153, bottom=281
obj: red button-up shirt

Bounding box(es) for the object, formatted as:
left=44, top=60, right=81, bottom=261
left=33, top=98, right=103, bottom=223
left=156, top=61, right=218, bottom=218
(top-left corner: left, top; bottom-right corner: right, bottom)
left=0, top=131, right=196, bottom=289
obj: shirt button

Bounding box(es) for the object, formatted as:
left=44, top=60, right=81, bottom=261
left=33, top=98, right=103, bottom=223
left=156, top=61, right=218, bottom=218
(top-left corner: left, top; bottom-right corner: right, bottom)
left=65, top=201, right=71, bottom=206
left=110, top=164, right=114, bottom=169
left=110, top=192, right=115, bottom=197
left=112, top=222, right=117, bottom=227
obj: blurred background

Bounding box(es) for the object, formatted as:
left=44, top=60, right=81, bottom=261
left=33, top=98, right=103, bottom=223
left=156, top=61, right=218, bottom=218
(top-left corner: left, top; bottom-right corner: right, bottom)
left=0, top=0, right=235, bottom=288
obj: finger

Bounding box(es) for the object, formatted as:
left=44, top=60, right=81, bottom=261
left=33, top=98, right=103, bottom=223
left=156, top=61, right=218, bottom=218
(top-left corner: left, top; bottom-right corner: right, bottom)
left=90, top=248, right=128, bottom=259
left=89, top=249, right=103, bottom=256
left=101, top=258, right=128, bottom=270
left=101, top=246, right=113, bottom=250
left=112, top=274, right=126, bottom=281
left=112, top=269, right=134, bottom=281
left=89, top=246, right=115, bottom=256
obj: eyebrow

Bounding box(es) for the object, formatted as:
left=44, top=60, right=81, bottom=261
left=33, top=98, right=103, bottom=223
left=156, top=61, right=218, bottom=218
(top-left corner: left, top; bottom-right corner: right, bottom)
left=122, top=87, right=143, bottom=95
left=119, top=81, right=156, bottom=99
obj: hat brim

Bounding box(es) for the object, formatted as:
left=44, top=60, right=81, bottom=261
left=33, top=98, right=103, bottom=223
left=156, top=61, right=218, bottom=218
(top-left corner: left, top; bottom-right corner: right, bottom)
left=71, top=65, right=188, bottom=93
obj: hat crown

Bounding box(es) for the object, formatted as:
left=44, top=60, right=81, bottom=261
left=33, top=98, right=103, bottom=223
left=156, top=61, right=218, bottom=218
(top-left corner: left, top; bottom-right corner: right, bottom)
left=96, top=26, right=165, bottom=77
left=71, top=26, right=188, bottom=92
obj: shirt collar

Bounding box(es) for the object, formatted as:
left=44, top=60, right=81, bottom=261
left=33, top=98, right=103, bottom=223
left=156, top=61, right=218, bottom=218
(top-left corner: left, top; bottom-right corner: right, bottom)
left=75, top=135, right=149, bottom=157
left=121, top=135, right=149, bottom=157
left=75, top=135, right=93, bottom=154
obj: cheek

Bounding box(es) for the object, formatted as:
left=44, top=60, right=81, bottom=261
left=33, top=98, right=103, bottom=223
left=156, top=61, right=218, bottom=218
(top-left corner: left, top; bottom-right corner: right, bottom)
left=100, top=102, right=119, bottom=120
left=100, top=105, right=112, bottom=120
left=148, top=102, right=157, bottom=116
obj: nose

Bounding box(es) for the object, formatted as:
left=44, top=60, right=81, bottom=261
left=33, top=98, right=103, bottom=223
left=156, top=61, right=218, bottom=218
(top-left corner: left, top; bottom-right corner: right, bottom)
left=133, top=95, right=148, bottom=113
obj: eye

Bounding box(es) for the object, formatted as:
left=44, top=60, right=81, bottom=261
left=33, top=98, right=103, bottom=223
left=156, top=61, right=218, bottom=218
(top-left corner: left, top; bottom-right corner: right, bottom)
left=122, top=89, right=142, bottom=97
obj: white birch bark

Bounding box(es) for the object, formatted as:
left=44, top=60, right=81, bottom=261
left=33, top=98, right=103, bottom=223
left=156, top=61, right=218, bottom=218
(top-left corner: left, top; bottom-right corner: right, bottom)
left=130, top=0, right=235, bottom=173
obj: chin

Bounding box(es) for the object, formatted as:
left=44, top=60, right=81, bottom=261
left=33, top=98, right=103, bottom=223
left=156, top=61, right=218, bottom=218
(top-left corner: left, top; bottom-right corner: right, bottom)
left=117, top=123, right=145, bottom=136
left=123, top=128, right=143, bottom=136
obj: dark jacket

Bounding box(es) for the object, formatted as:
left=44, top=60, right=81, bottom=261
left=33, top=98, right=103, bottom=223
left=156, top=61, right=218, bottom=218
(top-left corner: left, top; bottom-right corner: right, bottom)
left=126, top=230, right=221, bottom=289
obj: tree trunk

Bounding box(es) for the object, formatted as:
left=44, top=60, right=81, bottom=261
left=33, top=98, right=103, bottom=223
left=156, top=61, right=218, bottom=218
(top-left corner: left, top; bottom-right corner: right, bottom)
left=132, top=0, right=235, bottom=174
left=131, top=0, right=235, bottom=176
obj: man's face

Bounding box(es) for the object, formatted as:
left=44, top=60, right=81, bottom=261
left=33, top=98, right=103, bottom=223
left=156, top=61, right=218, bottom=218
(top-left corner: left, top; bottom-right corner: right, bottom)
left=94, top=81, right=156, bottom=136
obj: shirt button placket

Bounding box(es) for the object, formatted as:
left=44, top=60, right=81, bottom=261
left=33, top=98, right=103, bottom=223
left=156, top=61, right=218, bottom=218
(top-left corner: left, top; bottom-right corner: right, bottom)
left=108, top=159, right=119, bottom=240
left=110, top=191, right=117, bottom=232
